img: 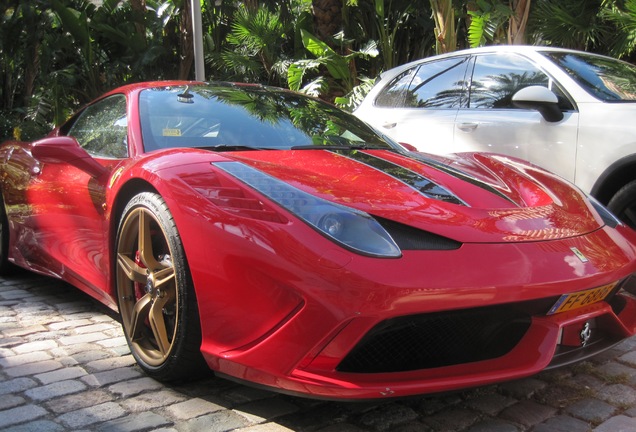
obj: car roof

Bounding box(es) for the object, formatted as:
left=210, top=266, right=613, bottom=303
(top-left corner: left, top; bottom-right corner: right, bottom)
left=378, top=45, right=612, bottom=79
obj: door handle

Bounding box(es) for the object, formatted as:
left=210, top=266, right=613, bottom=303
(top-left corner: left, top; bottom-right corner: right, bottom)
left=457, top=122, right=478, bottom=132
left=382, top=122, right=397, bottom=129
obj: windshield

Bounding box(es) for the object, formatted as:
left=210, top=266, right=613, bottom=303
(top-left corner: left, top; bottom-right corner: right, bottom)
left=542, top=51, right=636, bottom=102
left=139, top=84, right=394, bottom=152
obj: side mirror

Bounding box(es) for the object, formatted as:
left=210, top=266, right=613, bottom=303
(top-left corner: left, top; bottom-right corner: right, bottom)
left=399, top=142, right=419, bottom=152
left=31, top=136, right=107, bottom=178
left=512, top=86, right=564, bottom=123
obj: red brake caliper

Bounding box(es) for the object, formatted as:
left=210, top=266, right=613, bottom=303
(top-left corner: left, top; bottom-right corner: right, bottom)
left=134, top=250, right=146, bottom=301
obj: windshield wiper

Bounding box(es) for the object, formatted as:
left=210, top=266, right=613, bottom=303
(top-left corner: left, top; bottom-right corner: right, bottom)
left=290, top=143, right=388, bottom=151
left=200, top=144, right=272, bottom=152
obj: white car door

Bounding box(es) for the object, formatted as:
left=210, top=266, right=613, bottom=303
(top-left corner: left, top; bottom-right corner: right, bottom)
left=453, top=53, right=579, bottom=183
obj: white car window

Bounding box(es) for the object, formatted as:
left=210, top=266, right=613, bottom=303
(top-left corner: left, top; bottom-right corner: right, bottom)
left=375, top=57, right=468, bottom=109
left=469, top=53, right=574, bottom=111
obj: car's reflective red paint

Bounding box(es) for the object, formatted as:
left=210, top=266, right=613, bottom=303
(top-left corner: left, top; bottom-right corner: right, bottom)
left=1, top=81, right=636, bottom=399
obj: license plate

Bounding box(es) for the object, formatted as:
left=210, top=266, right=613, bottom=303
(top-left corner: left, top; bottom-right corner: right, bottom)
left=548, top=282, right=617, bottom=315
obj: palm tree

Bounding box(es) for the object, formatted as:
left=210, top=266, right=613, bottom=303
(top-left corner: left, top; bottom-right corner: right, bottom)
left=312, top=0, right=342, bottom=43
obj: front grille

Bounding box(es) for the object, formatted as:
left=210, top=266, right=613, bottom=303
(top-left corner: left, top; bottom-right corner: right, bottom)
left=337, top=305, right=532, bottom=373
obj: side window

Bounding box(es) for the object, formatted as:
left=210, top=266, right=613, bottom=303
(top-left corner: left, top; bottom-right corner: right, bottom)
left=67, top=95, right=128, bottom=158
left=407, top=57, right=468, bottom=108
left=375, top=68, right=418, bottom=108
left=374, top=57, right=468, bottom=109
left=469, top=53, right=574, bottom=110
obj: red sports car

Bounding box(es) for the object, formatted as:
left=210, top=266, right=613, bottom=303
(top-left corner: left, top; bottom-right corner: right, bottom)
left=1, top=81, right=636, bottom=400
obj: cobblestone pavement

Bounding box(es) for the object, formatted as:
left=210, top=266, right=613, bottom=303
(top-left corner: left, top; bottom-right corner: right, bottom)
left=2, top=273, right=636, bottom=432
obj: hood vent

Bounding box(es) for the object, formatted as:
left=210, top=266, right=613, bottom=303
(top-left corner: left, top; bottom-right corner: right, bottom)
left=376, top=217, right=461, bottom=251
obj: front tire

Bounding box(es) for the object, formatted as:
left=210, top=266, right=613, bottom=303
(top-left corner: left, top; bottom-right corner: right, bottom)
left=607, top=180, right=636, bottom=229
left=115, top=192, right=207, bottom=381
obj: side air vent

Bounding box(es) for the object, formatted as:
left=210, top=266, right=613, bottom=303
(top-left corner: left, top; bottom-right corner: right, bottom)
left=376, top=217, right=462, bottom=250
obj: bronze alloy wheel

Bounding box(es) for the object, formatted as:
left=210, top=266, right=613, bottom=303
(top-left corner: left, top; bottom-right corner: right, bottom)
left=115, top=192, right=205, bottom=381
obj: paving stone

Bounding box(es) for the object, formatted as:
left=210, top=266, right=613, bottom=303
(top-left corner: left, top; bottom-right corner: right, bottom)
left=179, top=410, right=252, bottom=432
left=166, top=397, right=225, bottom=420
left=0, top=404, right=48, bottom=429
left=25, top=379, right=88, bottom=401
left=2, top=325, right=48, bottom=338
left=464, top=392, right=517, bottom=416
left=0, top=336, right=23, bottom=348
left=6, top=420, right=66, bottom=432
left=108, top=376, right=164, bottom=398
left=357, top=403, right=419, bottom=431
left=85, top=355, right=137, bottom=372
left=69, top=347, right=113, bottom=364
left=74, top=323, right=118, bottom=334
left=596, top=361, right=636, bottom=385
left=499, top=400, right=557, bottom=428
left=44, top=390, right=115, bottom=414
left=565, top=397, right=617, bottom=423
left=498, top=378, right=547, bottom=399
left=48, top=319, right=93, bottom=330
left=596, top=384, right=636, bottom=406
left=233, top=397, right=299, bottom=424
left=96, top=336, right=127, bottom=348
left=466, top=419, right=519, bottom=432
left=0, top=394, right=25, bottom=410
left=97, top=411, right=172, bottom=432
left=35, top=366, right=87, bottom=385
left=120, top=389, right=187, bottom=412
left=594, top=415, right=636, bottom=432
left=619, top=350, right=636, bottom=367
left=419, top=407, right=481, bottom=432
left=0, top=350, right=51, bottom=368
left=56, top=401, right=127, bottom=429
left=3, top=359, right=64, bottom=377
left=0, top=376, right=37, bottom=395
left=233, top=425, right=296, bottom=432
left=13, top=340, right=57, bottom=354
left=81, top=366, right=143, bottom=387
left=58, top=332, right=110, bottom=346
left=532, top=415, right=591, bottom=432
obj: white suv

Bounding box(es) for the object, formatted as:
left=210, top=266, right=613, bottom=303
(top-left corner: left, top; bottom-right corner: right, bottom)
left=354, top=46, right=636, bottom=228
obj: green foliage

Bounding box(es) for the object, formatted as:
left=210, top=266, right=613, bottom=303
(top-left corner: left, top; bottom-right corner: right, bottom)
left=218, top=4, right=290, bottom=86
left=288, top=29, right=378, bottom=100
left=467, top=0, right=512, bottom=47
left=3, top=0, right=636, bottom=142
left=528, top=0, right=608, bottom=50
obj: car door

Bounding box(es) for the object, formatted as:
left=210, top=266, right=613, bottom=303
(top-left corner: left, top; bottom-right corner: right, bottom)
left=24, top=95, right=128, bottom=298
left=364, top=56, right=470, bottom=151
left=453, top=53, right=579, bottom=182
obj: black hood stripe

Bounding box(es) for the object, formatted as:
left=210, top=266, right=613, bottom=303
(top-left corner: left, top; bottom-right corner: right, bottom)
left=330, top=150, right=466, bottom=206
left=403, top=152, right=517, bottom=205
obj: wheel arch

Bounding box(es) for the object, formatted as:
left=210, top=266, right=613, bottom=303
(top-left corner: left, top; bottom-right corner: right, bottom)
left=590, top=153, right=636, bottom=205
left=107, top=178, right=159, bottom=302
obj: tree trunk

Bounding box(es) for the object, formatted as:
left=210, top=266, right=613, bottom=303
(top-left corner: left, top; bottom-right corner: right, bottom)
left=129, top=0, right=147, bottom=46
left=179, top=0, right=193, bottom=80
left=508, top=0, right=531, bottom=45
left=430, top=0, right=456, bottom=54
left=311, top=0, right=342, bottom=42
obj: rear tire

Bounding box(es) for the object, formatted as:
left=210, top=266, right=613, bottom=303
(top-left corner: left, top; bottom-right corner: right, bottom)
left=115, top=192, right=207, bottom=381
left=607, top=180, right=636, bottom=229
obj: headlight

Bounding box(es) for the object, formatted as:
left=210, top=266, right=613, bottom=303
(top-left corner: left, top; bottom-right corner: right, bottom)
left=588, top=195, right=622, bottom=228
left=214, top=161, right=401, bottom=258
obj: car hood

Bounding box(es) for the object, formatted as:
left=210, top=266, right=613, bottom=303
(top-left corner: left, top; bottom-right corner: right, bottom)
left=222, top=149, right=601, bottom=243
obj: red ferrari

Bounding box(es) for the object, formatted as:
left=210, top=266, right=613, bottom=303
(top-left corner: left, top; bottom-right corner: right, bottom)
left=1, top=81, right=636, bottom=400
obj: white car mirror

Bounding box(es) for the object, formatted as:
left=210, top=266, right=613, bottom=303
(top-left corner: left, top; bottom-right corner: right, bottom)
left=512, top=86, right=564, bottom=123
